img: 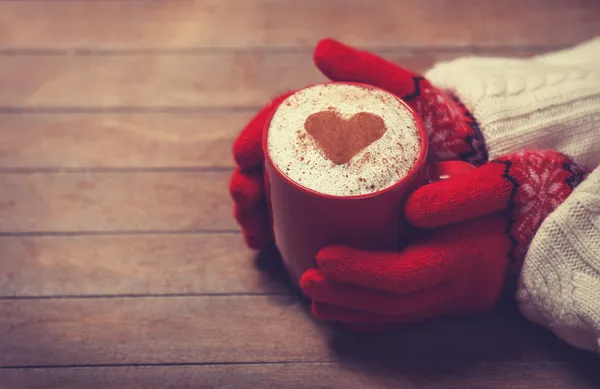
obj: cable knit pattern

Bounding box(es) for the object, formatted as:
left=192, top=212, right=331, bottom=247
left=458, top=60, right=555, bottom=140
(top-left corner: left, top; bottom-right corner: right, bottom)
left=516, top=166, right=600, bottom=354
left=424, top=37, right=600, bottom=169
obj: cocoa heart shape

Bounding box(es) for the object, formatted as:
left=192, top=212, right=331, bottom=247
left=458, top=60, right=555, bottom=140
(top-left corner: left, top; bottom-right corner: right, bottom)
left=304, top=110, right=387, bottom=165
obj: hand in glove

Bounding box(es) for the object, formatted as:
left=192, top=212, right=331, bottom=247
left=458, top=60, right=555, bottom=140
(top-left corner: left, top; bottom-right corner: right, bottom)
left=317, top=37, right=600, bottom=168
left=300, top=151, right=587, bottom=327
left=313, top=38, right=488, bottom=165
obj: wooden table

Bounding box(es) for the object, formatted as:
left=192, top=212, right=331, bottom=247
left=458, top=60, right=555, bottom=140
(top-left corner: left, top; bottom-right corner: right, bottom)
left=0, top=1, right=599, bottom=388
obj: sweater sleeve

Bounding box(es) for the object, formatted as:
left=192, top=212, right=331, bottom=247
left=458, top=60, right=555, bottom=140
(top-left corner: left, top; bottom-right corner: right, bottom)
left=424, top=37, right=600, bottom=169
left=516, top=166, right=600, bottom=354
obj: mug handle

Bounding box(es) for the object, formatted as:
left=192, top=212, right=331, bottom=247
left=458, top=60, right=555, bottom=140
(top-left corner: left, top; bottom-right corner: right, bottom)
left=427, top=160, right=476, bottom=183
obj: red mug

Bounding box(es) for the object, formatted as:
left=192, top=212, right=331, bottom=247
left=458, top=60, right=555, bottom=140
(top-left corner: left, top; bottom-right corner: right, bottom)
left=262, top=82, right=474, bottom=287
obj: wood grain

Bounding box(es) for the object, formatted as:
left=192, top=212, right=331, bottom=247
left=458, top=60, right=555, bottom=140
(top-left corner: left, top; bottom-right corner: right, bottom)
left=2, top=361, right=599, bottom=389
left=0, top=51, right=540, bottom=172
left=1, top=53, right=303, bottom=108
left=0, top=234, right=290, bottom=297
left=0, top=113, right=249, bottom=169
left=0, top=297, right=589, bottom=367
left=0, top=172, right=235, bottom=233
left=1, top=0, right=598, bottom=50
left=0, top=51, right=542, bottom=109
left=0, top=296, right=330, bottom=367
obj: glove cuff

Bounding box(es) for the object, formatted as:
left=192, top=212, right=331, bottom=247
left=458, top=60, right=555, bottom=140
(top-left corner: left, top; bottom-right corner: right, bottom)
left=517, top=166, right=600, bottom=354
left=424, top=37, right=600, bottom=169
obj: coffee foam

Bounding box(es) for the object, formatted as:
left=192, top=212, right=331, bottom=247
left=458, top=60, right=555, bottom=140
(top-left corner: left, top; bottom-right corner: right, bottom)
left=267, top=83, right=422, bottom=196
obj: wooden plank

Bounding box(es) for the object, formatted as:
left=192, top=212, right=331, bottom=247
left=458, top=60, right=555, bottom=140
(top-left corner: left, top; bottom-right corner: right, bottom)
left=2, top=361, right=599, bottom=389
left=0, top=296, right=330, bottom=366
left=0, top=113, right=249, bottom=169
left=0, top=52, right=322, bottom=108
left=0, top=171, right=236, bottom=232
left=0, top=0, right=599, bottom=49
left=0, top=234, right=290, bottom=297
left=0, top=297, right=589, bottom=367
left=0, top=52, right=312, bottom=108
left=0, top=51, right=542, bottom=170
left=0, top=50, right=545, bottom=109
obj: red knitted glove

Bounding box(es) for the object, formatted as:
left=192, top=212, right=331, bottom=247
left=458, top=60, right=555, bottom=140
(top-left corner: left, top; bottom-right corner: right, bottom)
left=229, top=92, right=294, bottom=249
left=300, top=151, right=587, bottom=328
left=314, top=38, right=488, bottom=165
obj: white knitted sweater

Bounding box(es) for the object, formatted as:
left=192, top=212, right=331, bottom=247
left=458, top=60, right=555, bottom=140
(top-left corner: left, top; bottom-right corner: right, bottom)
left=517, top=167, right=600, bottom=353
left=425, top=37, right=600, bottom=353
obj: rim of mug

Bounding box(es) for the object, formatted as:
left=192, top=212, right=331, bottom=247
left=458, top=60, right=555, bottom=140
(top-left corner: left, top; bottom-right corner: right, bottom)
left=261, top=81, right=429, bottom=201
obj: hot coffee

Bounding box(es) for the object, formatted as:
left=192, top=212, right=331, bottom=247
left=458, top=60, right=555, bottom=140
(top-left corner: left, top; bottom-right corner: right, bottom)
left=267, top=83, right=422, bottom=196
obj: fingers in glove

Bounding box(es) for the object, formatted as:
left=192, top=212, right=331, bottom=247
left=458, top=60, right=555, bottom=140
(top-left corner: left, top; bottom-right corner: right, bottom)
left=315, top=226, right=469, bottom=294
left=233, top=91, right=295, bottom=169
left=405, top=161, right=513, bottom=228
left=313, top=38, right=425, bottom=99
left=234, top=202, right=271, bottom=250
left=314, top=215, right=507, bottom=295
left=229, top=167, right=265, bottom=208
left=242, top=229, right=272, bottom=251
left=302, top=268, right=461, bottom=317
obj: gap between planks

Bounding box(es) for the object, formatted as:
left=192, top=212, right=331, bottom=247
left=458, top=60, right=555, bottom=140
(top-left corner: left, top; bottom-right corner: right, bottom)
left=0, top=45, right=568, bottom=56
left=0, top=360, right=338, bottom=370
left=0, top=292, right=294, bottom=301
